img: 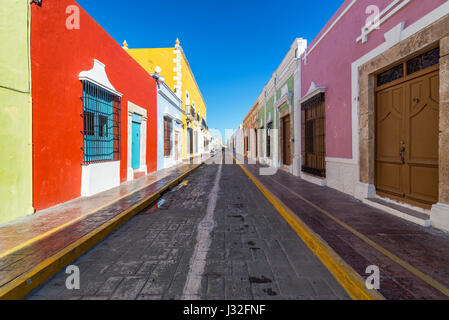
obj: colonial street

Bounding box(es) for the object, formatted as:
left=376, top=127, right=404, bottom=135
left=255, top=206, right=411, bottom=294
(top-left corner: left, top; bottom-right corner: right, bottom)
left=26, top=154, right=350, bottom=300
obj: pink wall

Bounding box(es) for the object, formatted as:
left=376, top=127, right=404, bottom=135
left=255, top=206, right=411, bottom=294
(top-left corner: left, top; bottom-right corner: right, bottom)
left=301, top=0, right=446, bottom=159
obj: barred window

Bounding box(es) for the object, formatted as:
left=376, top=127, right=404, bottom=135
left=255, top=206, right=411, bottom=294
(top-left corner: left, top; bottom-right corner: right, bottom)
left=82, top=81, right=121, bottom=164
left=164, top=117, right=172, bottom=157
left=83, top=112, right=95, bottom=136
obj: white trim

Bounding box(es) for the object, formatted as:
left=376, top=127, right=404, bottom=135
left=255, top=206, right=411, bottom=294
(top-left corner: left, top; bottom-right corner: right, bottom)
left=127, top=101, right=148, bottom=181
left=351, top=1, right=449, bottom=169
left=357, top=0, right=411, bottom=43
left=303, top=0, right=358, bottom=62
left=362, top=198, right=431, bottom=227
left=78, top=59, right=122, bottom=97
left=300, top=172, right=327, bottom=186
left=81, top=161, right=121, bottom=197
left=275, top=91, right=292, bottom=109
left=299, top=82, right=326, bottom=104
left=372, top=193, right=430, bottom=215
left=431, top=203, right=449, bottom=233
left=326, top=157, right=358, bottom=165
left=163, top=112, right=182, bottom=123
left=158, top=81, right=183, bottom=111
left=351, top=1, right=449, bottom=198
left=128, top=101, right=147, bottom=119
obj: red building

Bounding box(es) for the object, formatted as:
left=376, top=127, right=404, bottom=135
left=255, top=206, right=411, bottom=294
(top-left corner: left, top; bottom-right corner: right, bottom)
left=31, top=0, right=158, bottom=211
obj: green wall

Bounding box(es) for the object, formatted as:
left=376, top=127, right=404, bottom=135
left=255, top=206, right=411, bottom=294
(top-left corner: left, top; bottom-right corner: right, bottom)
left=259, top=74, right=296, bottom=161
left=277, top=75, right=295, bottom=155
left=0, top=0, right=33, bottom=224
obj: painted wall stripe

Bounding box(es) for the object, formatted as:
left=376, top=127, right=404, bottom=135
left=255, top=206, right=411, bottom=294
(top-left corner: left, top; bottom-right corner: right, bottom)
left=182, top=163, right=222, bottom=299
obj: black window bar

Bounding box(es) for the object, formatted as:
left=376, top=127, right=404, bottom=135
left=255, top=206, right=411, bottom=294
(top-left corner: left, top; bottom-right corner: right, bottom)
left=81, top=81, right=121, bottom=164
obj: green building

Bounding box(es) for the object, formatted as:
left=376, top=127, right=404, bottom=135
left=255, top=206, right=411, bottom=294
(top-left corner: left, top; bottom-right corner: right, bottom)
left=256, top=38, right=307, bottom=176
left=0, top=0, right=33, bottom=224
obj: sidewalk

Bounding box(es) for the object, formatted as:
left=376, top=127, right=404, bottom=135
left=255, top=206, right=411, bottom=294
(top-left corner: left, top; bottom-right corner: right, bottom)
left=240, top=161, right=449, bottom=300
left=0, top=162, right=203, bottom=299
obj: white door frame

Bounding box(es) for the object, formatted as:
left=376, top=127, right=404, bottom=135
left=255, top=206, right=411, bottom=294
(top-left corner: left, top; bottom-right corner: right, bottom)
left=127, top=101, right=148, bottom=181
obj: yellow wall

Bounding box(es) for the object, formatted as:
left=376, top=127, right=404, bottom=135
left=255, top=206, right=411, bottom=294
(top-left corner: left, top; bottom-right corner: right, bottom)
left=126, top=43, right=207, bottom=161
left=179, top=51, right=207, bottom=160
left=126, top=48, right=175, bottom=89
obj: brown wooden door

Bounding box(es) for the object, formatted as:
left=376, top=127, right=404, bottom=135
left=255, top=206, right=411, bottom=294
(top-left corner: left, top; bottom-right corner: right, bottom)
left=302, top=99, right=326, bottom=177
left=282, top=115, right=292, bottom=165
left=376, top=70, right=439, bottom=208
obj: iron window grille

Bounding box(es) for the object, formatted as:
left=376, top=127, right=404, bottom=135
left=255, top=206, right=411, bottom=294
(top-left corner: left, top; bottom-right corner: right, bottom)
left=377, top=64, right=404, bottom=87
left=377, top=47, right=439, bottom=87
left=407, top=47, right=439, bottom=75
left=81, top=81, right=121, bottom=164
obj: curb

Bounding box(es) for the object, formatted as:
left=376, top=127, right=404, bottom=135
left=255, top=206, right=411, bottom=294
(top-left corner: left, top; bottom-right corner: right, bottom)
left=235, top=159, right=385, bottom=300
left=0, top=163, right=203, bottom=300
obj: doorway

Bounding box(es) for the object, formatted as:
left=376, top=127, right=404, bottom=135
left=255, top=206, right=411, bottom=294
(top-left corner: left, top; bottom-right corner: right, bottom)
left=375, top=48, right=439, bottom=208
left=174, top=131, right=180, bottom=161
left=131, top=114, right=141, bottom=170
left=281, top=115, right=292, bottom=166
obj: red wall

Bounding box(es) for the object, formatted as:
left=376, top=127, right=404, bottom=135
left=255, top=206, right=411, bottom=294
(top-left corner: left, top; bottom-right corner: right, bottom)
left=31, top=0, right=157, bottom=211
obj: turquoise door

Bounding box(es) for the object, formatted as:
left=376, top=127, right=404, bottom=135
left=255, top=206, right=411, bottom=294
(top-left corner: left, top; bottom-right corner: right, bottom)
left=132, top=114, right=141, bottom=170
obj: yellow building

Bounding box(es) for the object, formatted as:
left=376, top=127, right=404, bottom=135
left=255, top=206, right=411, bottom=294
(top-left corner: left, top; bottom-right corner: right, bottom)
left=125, top=39, right=208, bottom=160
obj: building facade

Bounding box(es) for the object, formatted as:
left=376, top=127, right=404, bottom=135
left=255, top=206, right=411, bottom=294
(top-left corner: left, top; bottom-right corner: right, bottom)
left=0, top=0, right=33, bottom=224
left=31, top=0, right=158, bottom=211
left=242, top=102, right=259, bottom=160
left=125, top=40, right=209, bottom=161
left=254, top=38, right=307, bottom=174
left=298, top=0, right=449, bottom=232
left=241, top=0, right=449, bottom=232
left=154, top=77, right=183, bottom=171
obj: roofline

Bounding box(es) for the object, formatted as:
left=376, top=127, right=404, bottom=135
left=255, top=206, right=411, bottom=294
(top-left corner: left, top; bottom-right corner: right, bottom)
left=243, top=101, right=259, bottom=124
left=178, top=46, right=207, bottom=111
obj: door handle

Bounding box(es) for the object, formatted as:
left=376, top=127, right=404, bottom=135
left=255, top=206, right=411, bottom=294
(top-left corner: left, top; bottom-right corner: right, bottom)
left=400, top=142, right=406, bottom=164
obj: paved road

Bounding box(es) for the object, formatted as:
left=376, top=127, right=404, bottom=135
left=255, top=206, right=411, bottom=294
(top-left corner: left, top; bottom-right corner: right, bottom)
left=27, top=154, right=349, bottom=300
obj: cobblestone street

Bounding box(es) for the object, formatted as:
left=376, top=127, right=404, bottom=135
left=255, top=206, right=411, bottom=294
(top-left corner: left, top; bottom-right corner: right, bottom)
left=27, top=155, right=349, bottom=300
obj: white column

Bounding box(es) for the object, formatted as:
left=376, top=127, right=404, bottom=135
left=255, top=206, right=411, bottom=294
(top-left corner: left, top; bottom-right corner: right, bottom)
left=292, top=57, right=302, bottom=176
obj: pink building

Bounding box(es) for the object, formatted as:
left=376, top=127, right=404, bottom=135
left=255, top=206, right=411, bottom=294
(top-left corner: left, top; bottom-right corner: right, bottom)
left=297, top=0, right=449, bottom=231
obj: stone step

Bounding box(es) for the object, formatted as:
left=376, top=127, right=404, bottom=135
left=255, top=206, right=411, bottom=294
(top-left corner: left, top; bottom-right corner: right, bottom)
left=363, top=197, right=431, bottom=227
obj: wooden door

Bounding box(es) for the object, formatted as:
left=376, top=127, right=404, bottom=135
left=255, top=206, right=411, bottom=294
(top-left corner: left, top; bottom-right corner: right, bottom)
left=302, top=99, right=326, bottom=177
left=282, top=115, right=292, bottom=165
left=376, top=70, right=439, bottom=207
left=174, top=131, right=179, bottom=161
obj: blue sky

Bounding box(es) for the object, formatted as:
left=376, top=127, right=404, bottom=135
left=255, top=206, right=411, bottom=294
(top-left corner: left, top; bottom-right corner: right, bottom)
left=77, top=0, right=344, bottom=137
